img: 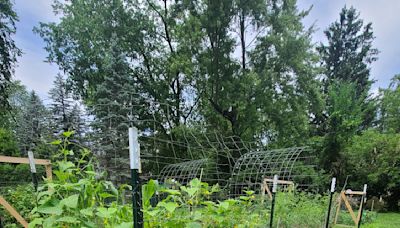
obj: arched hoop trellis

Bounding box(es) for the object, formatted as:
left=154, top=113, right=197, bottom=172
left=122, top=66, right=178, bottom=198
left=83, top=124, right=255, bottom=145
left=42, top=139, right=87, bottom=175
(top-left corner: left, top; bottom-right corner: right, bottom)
left=229, top=147, right=314, bottom=196
left=158, top=158, right=221, bottom=185
left=85, top=99, right=317, bottom=195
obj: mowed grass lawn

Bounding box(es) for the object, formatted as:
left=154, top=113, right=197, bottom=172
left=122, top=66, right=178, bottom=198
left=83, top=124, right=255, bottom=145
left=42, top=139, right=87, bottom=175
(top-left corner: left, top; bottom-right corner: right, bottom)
left=363, top=213, right=400, bottom=228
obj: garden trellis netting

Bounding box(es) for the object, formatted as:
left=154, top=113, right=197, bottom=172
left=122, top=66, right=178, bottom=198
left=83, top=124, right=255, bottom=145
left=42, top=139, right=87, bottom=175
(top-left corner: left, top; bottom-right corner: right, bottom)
left=1, top=97, right=317, bottom=195
left=86, top=99, right=317, bottom=195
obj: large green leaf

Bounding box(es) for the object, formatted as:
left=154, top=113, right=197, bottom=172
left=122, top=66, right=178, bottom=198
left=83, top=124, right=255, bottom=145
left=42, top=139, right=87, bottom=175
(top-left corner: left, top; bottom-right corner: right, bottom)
left=57, top=161, right=75, bottom=171
left=80, top=208, right=94, bottom=217
left=180, top=186, right=197, bottom=197
left=142, top=179, right=157, bottom=207
left=115, top=222, right=133, bottom=228
left=60, top=194, right=79, bottom=209
left=96, top=207, right=117, bottom=218
left=56, top=216, right=80, bottom=224
left=157, top=201, right=178, bottom=213
left=37, top=204, right=63, bottom=215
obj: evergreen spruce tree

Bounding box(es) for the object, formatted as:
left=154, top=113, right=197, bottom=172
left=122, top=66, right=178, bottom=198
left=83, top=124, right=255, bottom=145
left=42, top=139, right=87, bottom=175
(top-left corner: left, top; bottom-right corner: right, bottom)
left=90, top=41, right=137, bottom=182
left=318, top=6, right=378, bottom=96
left=0, top=0, right=21, bottom=110
left=317, top=6, right=378, bottom=177
left=15, top=91, right=51, bottom=156
left=48, top=74, right=73, bottom=133
left=317, top=6, right=378, bottom=131
left=69, top=103, right=87, bottom=141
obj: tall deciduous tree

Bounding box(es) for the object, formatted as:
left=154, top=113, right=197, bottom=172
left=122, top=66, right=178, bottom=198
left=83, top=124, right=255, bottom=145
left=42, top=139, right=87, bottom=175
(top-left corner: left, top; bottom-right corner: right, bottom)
left=250, top=0, right=321, bottom=146
left=0, top=0, right=21, bottom=111
left=321, top=82, right=363, bottom=177
left=36, top=0, right=320, bottom=176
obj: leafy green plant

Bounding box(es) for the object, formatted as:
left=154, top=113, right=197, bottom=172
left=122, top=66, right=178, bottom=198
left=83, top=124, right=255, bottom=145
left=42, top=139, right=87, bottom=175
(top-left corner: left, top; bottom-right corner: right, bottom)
left=29, top=132, right=132, bottom=228
left=0, top=185, right=36, bottom=227
left=21, top=132, right=377, bottom=228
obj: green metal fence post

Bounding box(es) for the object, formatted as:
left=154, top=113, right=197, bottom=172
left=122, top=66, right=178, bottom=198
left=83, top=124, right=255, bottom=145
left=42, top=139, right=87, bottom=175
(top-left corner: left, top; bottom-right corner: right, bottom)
left=129, top=127, right=143, bottom=228
left=325, top=177, right=336, bottom=228
left=270, top=174, right=278, bottom=228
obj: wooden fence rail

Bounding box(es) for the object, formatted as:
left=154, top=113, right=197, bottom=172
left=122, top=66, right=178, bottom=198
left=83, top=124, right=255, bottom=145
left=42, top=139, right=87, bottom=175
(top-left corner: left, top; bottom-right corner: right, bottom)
left=0, top=155, right=52, bottom=227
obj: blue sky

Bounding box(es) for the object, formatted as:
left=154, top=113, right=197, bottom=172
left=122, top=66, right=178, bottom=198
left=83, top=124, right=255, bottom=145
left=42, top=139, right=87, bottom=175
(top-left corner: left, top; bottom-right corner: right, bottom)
left=12, top=0, right=400, bottom=100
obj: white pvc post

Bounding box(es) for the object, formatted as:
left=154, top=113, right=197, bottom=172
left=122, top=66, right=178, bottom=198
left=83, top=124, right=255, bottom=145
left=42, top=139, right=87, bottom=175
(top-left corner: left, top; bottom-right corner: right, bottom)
left=330, top=177, right=336, bottom=193
left=272, top=174, right=278, bottom=193
left=28, top=151, right=36, bottom=173
left=129, top=127, right=140, bottom=170
left=28, top=151, right=38, bottom=191
left=138, top=143, right=142, bottom=173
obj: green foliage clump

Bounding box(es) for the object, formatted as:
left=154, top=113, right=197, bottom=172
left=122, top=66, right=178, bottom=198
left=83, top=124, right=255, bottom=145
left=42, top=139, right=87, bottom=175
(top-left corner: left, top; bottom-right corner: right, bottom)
left=142, top=179, right=269, bottom=227
left=273, top=192, right=327, bottom=227
left=22, top=133, right=337, bottom=227
left=379, top=75, right=400, bottom=133
left=0, top=185, right=36, bottom=227
left=29, top=134, right=132, bottom=228
left=0, top=128, right=18, bottom=156
left=0, top=0, right=21, bottom=110
left=344, top=130, right=400, bottom=211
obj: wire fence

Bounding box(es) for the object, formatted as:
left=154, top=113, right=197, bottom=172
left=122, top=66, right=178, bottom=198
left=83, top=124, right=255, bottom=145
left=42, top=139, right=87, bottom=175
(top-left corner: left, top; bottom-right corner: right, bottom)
left=1, top=100, right=319, bottom=198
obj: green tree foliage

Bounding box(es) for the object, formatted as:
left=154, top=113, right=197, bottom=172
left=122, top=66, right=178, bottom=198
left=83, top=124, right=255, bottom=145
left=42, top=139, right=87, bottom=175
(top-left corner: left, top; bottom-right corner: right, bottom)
left=317, top=6, right=378, bottom=131
left=68, top=103, right=87, bottom=140
left=344, top=130, right=400, bottom=211
left=0, top=127, right=18, bottom=156
left=89, top=41, right=137, bottom=182
left=49, top=74, right=74, bottom=133
left=250, top=0, right=321, bottom=146
left=14, top=91, right=52, bottom=156
left=48, top=74, right=88, bottom=144
left=0, top=0, right=21, bottom=110
left=315, top=6, right=378, bottom=177
left=35, top=0, right=319, bottom=155
left=379, top=74, right=400, bottom=133
left=318, top=6, right=378, bottom=97
left=321, top=82, right=363, bottom=177
left=0, top=81, right=29, bottom=129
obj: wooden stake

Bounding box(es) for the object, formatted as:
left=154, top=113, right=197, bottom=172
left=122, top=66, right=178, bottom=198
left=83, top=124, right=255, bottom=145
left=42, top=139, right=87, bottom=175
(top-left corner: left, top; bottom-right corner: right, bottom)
left=45, top=164, right=53, bottom=180
left=341, top=192, right=357, bottom=224
left=334, top=194, right=342, bottom=225
left=0, top=196, right=28, bottom=228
